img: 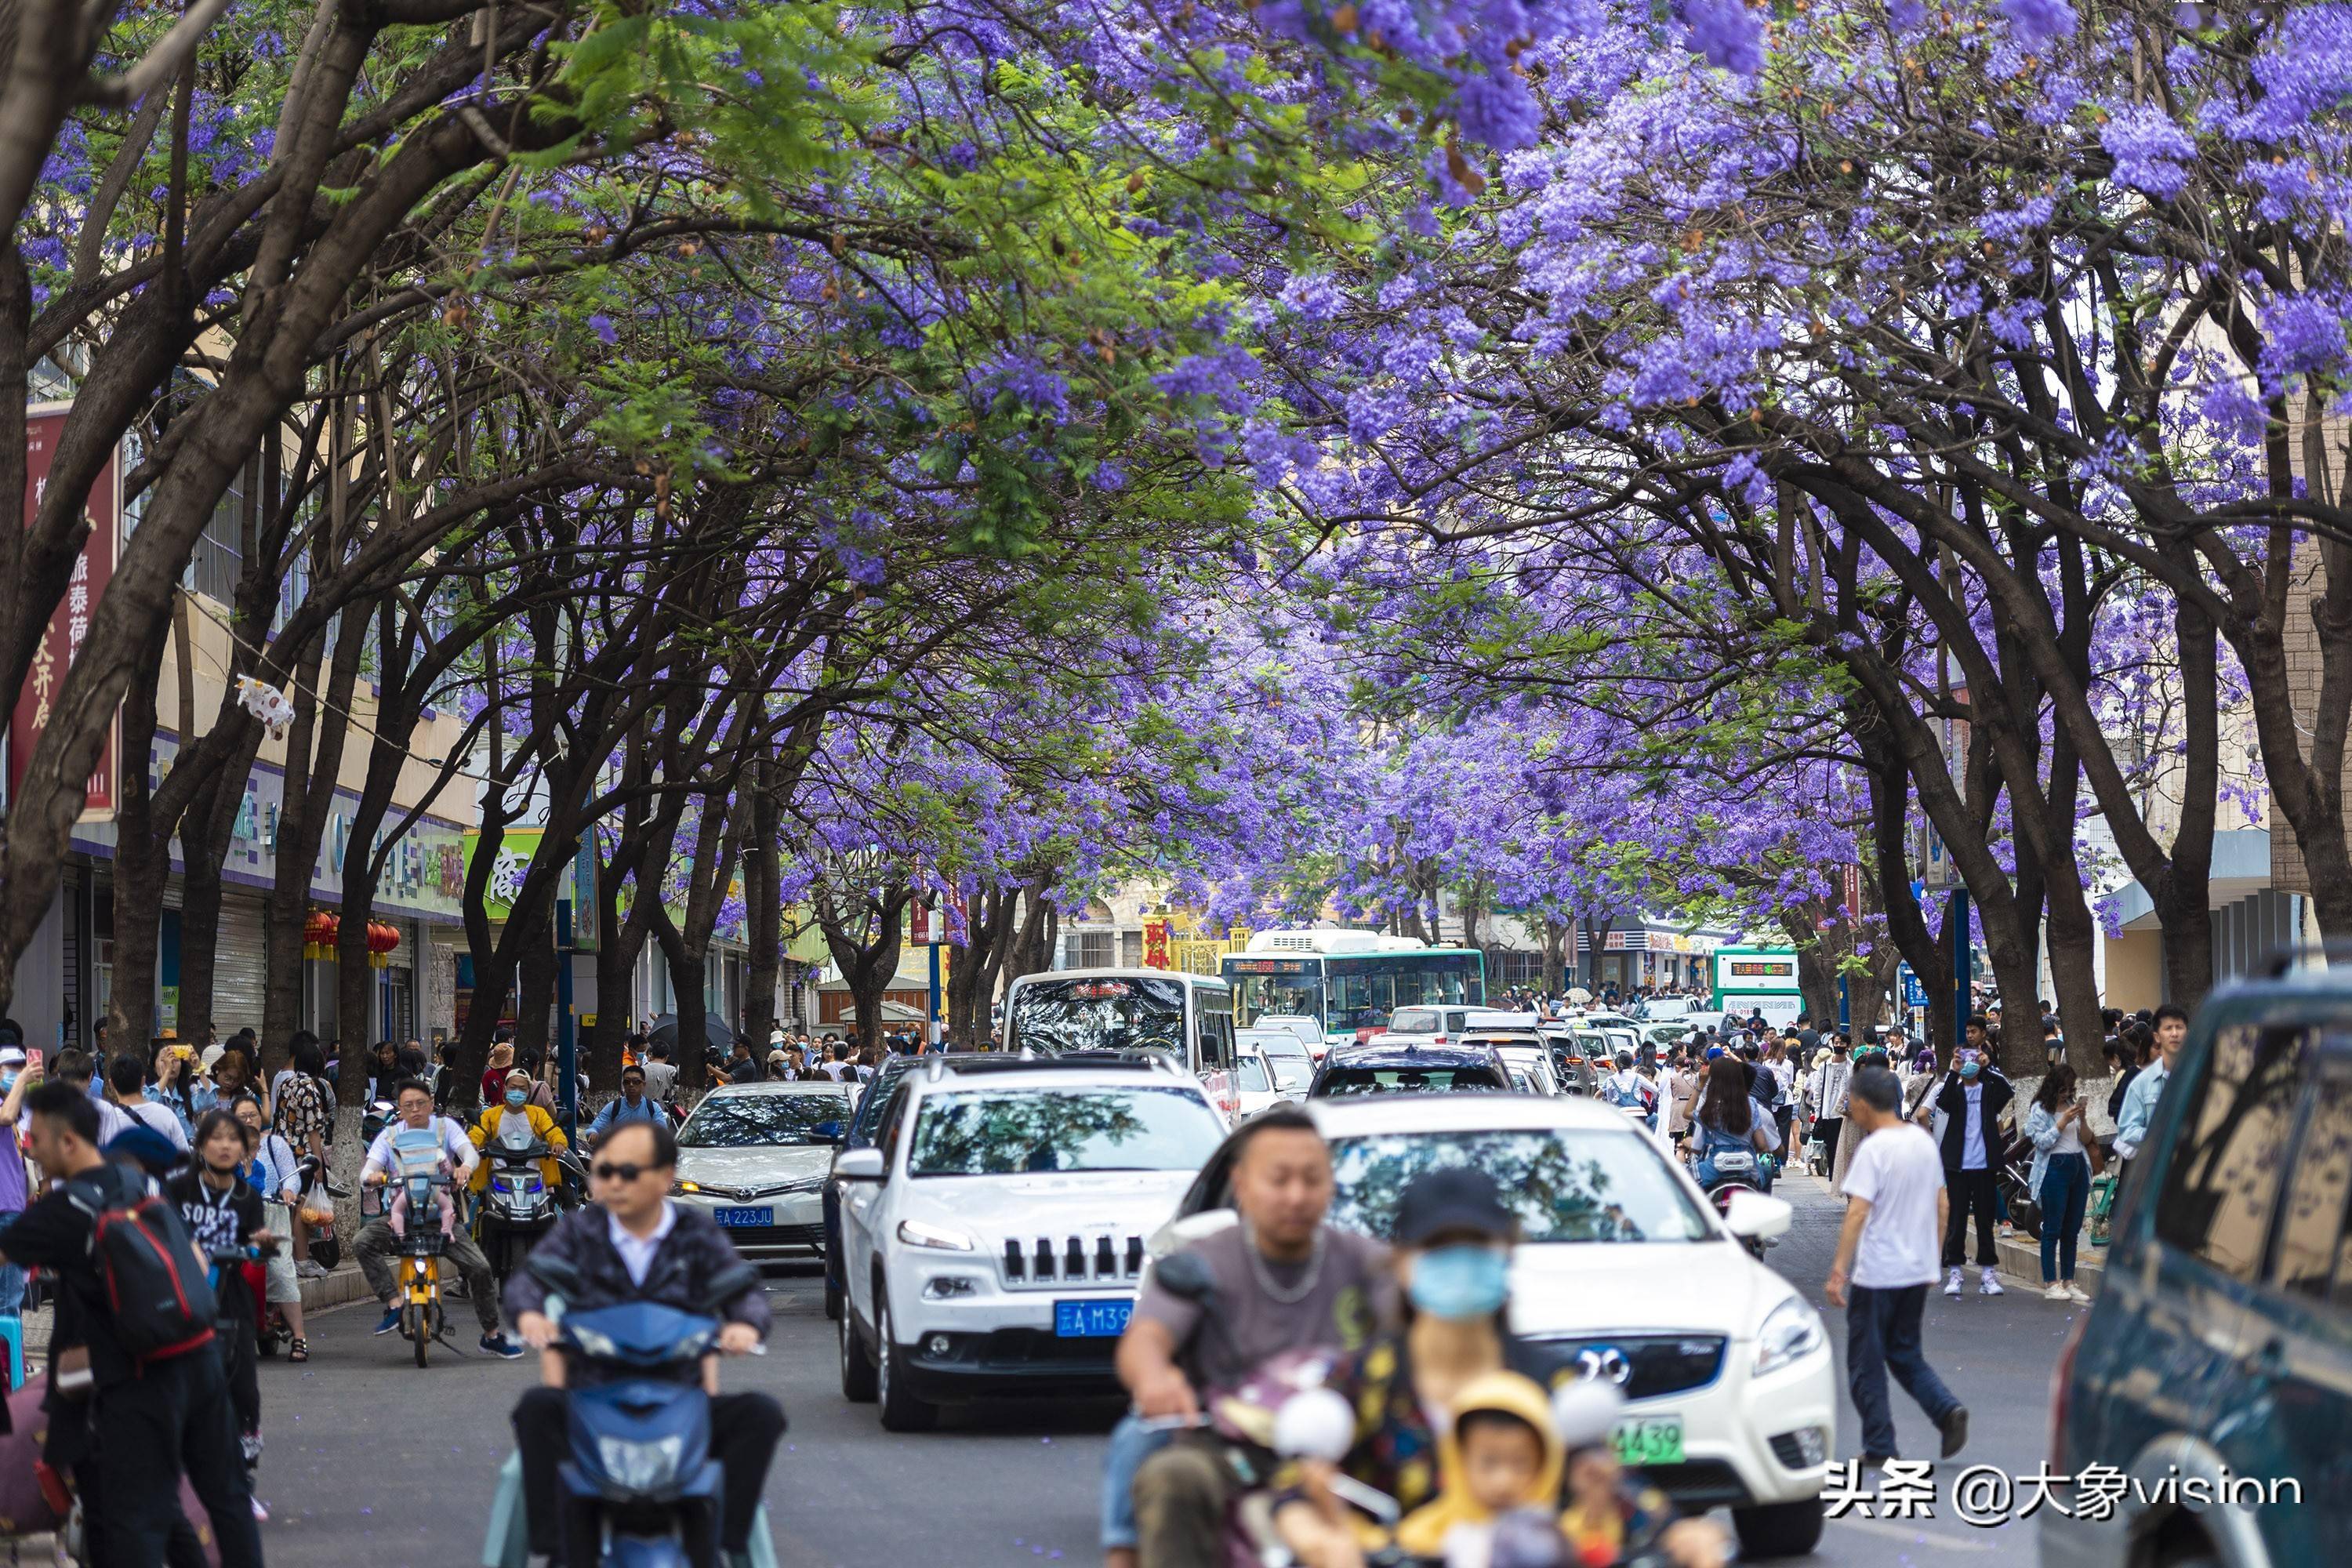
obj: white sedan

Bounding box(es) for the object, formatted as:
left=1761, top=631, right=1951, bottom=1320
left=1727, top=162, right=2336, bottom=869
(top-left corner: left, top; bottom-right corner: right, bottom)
left=1154, top=1094, right=1834, bottom=1559
left=670, top=1080, right=857, bottom=1261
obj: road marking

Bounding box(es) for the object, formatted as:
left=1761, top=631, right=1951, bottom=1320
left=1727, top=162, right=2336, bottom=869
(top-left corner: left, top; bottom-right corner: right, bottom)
left=1828, top=1515, right=2002, bottom=1553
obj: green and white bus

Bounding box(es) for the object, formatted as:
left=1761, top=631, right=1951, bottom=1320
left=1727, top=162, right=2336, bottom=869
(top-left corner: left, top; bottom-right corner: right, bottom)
left=1221, top=930, right=1486, bottom=1053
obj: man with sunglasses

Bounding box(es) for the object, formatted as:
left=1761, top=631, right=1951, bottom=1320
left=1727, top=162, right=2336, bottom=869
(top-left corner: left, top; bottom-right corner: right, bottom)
left=507, top=1118, right=784, bottom=1568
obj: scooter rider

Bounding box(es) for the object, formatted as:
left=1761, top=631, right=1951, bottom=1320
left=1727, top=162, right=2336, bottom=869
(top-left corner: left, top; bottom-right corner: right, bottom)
left=356, top=1080, right=524, bottom=1357
left=510, top=1117, right=784, bottom=1568
left=1114, top=1106, right=1397, bottom=1568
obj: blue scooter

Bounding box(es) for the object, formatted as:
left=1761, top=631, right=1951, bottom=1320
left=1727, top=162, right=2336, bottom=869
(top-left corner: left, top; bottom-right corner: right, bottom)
left=485, top=1254, right=771, bottom=1568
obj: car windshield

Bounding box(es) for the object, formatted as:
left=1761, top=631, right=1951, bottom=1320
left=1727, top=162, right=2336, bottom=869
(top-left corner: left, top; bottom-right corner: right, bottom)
left=1328, top=1128, right=1711, bottom=1243
left=679, top=1091, right=852, bottom=1148
left=1391, top=1008, right=1439, bottom=1033
left=1235, top=1055, right=1272, bottom=1092
left=1011, top=977, right=1188, bottom=1054
left=1316, top=1066, right=1506, bottom=1097
left=1268, top=1055, right=1313, bottom=1092
left=907, top=1087, right=1225, bottom=1177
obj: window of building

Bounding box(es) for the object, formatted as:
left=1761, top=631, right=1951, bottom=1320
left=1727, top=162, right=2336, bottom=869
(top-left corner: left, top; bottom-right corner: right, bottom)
left=1121, top=930, right=1144, bottom=968
left=1079, top=931, right=1114, bottom=969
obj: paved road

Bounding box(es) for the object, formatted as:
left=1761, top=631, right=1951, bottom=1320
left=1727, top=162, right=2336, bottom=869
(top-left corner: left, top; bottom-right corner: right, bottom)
left=248, top=1174, right=2083, bottom=1566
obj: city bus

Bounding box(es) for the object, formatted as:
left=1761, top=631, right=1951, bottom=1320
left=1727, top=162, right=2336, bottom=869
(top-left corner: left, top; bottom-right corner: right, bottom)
left=1220, top=930, right=1486, bottom=1052
left=1000, top=968, right=1240, bottom=1121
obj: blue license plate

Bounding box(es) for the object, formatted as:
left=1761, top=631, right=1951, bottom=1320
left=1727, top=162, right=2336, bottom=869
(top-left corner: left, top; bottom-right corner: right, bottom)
left=1054, top=1298, right=1133, bottom=1338
left=713, top=1207, right=773, bottom=1227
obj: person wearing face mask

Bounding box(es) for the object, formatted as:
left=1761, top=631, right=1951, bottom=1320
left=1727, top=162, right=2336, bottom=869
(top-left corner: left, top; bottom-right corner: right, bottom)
left=1806, top=1038, right=1852, bottom=1180
left=356, top=1080, right=524, bottom=1356
left=469, top=1068, right=572, bottom=1199
left=1270, top=1168, right=1727, bottom=1568
left=1929, top=1027, right=2013, bottom=1299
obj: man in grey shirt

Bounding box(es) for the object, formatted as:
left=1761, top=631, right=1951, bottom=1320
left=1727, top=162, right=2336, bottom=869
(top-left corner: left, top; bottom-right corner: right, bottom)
left=637, top=1040, right=678, bottom=1103
left=1112, top=1107, right=1395, bottom=1568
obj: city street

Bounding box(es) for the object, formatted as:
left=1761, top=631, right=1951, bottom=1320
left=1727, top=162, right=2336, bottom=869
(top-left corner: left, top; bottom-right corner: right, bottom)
left=247, top=1173, right=2075, bottom=1567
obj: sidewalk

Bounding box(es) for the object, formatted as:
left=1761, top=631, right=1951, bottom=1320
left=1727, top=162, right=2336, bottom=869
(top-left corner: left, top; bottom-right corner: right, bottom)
left=16, top=1261, right=376, bottom=1356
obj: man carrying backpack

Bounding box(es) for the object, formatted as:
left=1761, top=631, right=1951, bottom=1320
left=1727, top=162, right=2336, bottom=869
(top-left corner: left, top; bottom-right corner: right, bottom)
left=0, top=1083, right=263, bottom=1566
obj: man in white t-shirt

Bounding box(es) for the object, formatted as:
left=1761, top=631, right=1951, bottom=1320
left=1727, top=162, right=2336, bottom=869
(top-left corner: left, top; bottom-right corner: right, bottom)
left=1826, top=1065, right=1968, bottom=1467
left=108, top=1053, right=191, bottom=1152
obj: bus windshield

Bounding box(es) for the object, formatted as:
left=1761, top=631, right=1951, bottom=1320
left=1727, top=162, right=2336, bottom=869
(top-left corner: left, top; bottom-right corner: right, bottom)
left=1011, top=976, right=1188, bottom=1054
left=1325, top=954, right=1483, bottom=1033
left=1227, top=962, right=1325, bottom=1028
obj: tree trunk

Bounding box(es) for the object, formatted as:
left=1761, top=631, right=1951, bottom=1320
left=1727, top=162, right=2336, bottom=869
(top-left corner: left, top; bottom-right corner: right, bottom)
left=104, top=618, right=174, bottom=1047
left=514, top=906, right=558, bottom=1063
left=740, top=763, right=782, bottom=1051
left=262, top=606, right=364, bottom=1054
left=176, top=723, right=264, bottom=1054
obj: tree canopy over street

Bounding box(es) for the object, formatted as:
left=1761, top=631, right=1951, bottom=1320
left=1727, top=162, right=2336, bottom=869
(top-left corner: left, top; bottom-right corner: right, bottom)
left=2, top=1, right=2348, bottom=1084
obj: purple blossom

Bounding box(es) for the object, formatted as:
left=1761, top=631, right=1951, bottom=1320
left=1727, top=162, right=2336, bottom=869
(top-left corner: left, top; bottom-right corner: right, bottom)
left=1676, top=0, right=1764, bottom=76
left=2100, top=103, right=2195, bottom=201
left=2000, top=0, right=2077, bottom=50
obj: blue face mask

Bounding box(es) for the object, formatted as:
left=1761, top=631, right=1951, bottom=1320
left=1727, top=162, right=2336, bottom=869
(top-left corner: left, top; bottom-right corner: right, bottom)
left=0, top=1073, right=15, bottom=1092
left=1959, top=1061, right=1980, bottom=1080
left=1408, top=1245, right=1510, bottom=1320
left=504, top=1088, right=528, bottom=1109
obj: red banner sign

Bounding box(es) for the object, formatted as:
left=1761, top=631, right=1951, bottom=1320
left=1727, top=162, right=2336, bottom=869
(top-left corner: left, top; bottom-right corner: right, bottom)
left=11, top=408, right=119, bottom=816
left=1142, top=916, right=1172, bottom=969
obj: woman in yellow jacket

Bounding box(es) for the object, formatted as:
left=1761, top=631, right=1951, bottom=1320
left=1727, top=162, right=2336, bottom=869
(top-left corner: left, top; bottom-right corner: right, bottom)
left=470, top=1068, right=570, bottom=1194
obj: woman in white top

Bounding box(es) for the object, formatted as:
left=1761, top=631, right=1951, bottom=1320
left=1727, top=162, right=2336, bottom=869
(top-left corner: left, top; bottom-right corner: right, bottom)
left=2024, top=1064, right=2094, bottom=1302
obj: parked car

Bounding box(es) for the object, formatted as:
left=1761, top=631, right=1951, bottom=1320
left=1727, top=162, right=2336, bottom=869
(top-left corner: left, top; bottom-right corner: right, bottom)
left=1307, top=1041, right=1512, bottom=1098
left=1156, top=1095, right=1829, bottom=1558
left=2046, top=959, right=2352, bottom=1568
left=833, top=1054, right=1227, bottom=1430
left=670, top=1080, right=857, bottom=1263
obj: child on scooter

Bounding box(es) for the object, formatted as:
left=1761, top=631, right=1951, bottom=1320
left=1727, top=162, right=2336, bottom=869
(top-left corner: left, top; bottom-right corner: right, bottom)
left=384, top=1122, right=457, bottom=1240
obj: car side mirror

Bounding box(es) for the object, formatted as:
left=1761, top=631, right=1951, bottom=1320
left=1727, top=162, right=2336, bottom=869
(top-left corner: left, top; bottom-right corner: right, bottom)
left=1721, top=1189, right=1792, bottom=1243
left=834, top=1148, right=887, bottom=1181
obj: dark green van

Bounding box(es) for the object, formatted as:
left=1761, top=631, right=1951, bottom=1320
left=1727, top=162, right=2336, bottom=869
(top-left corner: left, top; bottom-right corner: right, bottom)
left=2046, top=961, right=2352, bottom=1568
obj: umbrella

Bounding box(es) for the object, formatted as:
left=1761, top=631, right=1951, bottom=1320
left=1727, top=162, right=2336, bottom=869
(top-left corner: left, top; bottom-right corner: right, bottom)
left=648, top=1013, right=736, bottom=1058
left=1566, top=986, right=1593, bottom=1005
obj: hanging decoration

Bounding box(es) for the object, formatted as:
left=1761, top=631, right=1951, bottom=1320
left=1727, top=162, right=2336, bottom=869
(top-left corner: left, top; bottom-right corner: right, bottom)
left=302, top=909, right=339, bottom=960
left=235, top=676, right=299, bottom=737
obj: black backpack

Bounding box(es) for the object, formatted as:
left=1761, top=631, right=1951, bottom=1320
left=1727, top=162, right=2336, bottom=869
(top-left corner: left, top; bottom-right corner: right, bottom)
left=66, top=1167, right=219, bottom=1365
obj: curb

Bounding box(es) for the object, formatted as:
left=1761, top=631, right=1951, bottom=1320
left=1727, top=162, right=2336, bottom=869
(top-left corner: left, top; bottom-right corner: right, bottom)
left=1995, top=1229, right=2109, bottom=1294
left=299, top=1262, right=376, bottom=1313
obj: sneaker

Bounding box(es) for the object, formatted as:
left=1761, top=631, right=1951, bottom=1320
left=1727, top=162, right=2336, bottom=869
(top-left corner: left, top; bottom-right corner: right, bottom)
left=295, top=1260, right=329, bottom=1279
left=2065, top=1283, right=2091, bottom=1304
left=373, top=1306, right=401, bottom=1336
left=1937, top=1405, right=1969, bottom=1459
left=251, top=1497, right=270, bottom=1523
left=481, top=1332, right=525, bottom=1359
left=1944, top=1266, right=1963, bottom=1298
left=1999, top=1220, right=2016, bottom=1239
left=1979, top=1267, right=2005, bottom=1297
left=2043, top=1282, right=2069, bottom=1301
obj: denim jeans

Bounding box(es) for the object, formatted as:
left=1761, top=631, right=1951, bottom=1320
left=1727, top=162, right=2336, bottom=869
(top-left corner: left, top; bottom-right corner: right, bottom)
left=0, top=1258, right=21, bottom=1315
left=1101, top=1410, right=1174, bottom=1550
left=2038, top=1152, right=2090, bottom=1282
left=1846, top=1283, right=1958, bottom=1460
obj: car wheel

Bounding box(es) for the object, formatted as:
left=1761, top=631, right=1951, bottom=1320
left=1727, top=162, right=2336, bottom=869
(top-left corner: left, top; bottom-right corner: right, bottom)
left=875, top=1294, right=938, bottom=1432
left=838, top=1303, right=877, bottom=1403
left=824, top=1276, right=844, bottom=1321
left=1732, top=1497, right=1824, bottom=1559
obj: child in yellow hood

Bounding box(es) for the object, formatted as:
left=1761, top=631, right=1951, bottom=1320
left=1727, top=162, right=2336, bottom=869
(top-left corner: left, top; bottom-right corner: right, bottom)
left=1397, top=1372, right=1702, bottom=1568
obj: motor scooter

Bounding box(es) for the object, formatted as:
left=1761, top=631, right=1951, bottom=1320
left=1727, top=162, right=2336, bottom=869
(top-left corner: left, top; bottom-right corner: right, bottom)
left=488, top=1252, right=773, bottom=1568
left=1697, top=1149, right=1770, bottom=1259
left=478, top=1122, right=583, bottom=1282
left=385, top=1126, right=454, bottom=1367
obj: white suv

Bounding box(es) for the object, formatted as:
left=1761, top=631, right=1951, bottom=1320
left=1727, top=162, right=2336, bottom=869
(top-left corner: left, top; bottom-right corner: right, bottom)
left=833, top=1054, right=1229, bottom=1430
left=1154, top=1094, right=1834, bottom=1558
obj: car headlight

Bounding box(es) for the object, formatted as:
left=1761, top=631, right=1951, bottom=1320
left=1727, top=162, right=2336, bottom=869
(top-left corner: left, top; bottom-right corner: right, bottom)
left=898, top=1218, right=977, bottom=1251
left=673, top=1181, right=702, bottom=1194
left=1755, top=1296, right=1826, bottom=1376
